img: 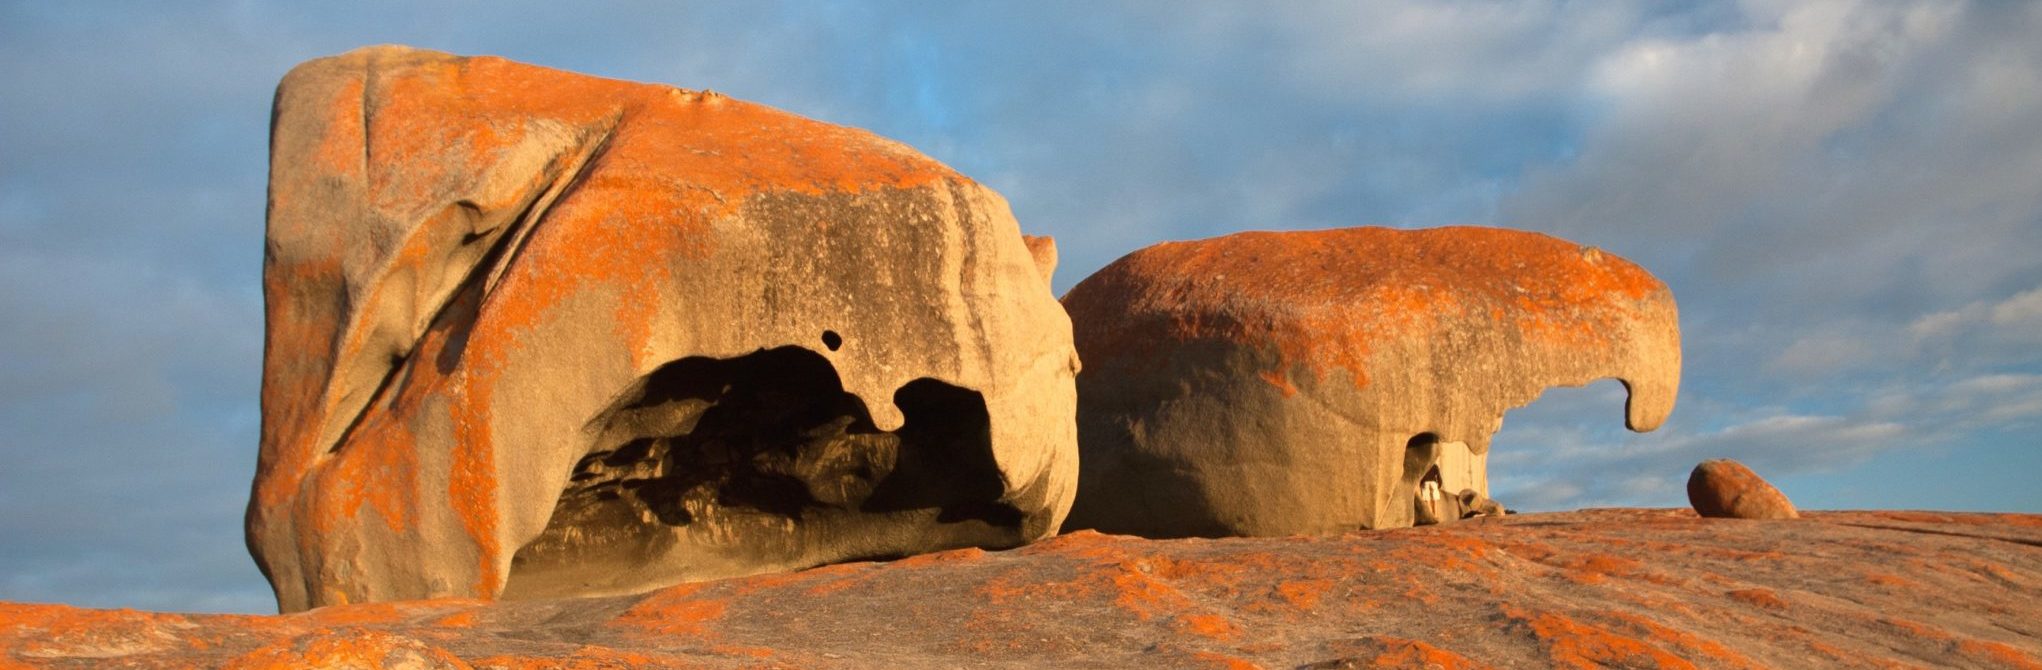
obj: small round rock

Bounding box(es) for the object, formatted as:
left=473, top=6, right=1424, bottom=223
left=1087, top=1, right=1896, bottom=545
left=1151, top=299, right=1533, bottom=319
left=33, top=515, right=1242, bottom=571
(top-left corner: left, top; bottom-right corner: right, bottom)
left=1688, top=459, right=1799, bottom=519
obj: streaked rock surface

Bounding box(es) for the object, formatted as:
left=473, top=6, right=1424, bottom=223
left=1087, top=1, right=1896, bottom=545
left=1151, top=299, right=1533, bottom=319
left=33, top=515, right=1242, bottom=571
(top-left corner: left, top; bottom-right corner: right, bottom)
left=7, top=510, right=2038, bottom=668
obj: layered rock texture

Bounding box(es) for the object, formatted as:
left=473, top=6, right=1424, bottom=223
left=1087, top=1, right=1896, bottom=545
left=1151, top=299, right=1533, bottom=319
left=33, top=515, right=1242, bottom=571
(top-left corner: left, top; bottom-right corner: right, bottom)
left=249, top=46, right=1078, bottom=612
left=1061, top=227, right=1682, bottom=537
left=9, top=510, right=2040, bottom=668
left=1690, top=459, right=1800, bottom=520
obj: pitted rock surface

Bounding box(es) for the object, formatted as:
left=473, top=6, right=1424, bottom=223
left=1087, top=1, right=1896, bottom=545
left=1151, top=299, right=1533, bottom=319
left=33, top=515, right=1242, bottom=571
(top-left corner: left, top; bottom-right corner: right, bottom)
left=1060, top=226, right=1682, bottom=537
left=7, top=510, right=2040, bottom=668
left=250, top=45, right=1078, bottom=612
left=1689, top=459, right=1800, bottom=520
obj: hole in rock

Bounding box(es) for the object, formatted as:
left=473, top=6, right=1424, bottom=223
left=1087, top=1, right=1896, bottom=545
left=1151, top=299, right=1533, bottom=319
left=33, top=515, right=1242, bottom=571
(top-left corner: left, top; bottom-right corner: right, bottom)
left=503, top=345, right=1019, bottom=599
left=821, top=330, right=843, bottom=351
left=1485, top=379, right=1630, bottom=513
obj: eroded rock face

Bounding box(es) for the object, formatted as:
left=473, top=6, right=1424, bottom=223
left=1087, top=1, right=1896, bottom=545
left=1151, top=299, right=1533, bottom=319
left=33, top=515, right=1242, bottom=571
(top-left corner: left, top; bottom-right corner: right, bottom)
left=1688, top=459, right=1799, bottom=519
left=249, top=46, right=1078, bottom=612
left=1060, top=226, right=1681, bottom=537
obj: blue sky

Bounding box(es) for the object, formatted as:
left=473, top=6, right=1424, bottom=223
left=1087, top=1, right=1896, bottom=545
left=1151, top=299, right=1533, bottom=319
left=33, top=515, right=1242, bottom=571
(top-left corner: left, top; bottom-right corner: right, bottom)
left=1, top=1, right=2037, bottom=613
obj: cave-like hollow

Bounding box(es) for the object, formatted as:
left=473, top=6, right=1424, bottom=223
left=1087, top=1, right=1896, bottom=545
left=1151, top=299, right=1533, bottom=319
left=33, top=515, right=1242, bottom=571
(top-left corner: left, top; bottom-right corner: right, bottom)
left=501, top=345, right=1023, bottom=600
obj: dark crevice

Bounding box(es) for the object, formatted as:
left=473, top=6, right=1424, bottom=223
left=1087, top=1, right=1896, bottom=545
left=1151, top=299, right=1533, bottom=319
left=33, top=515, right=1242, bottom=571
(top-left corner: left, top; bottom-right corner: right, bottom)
left=509, top=346, right=1019, bottom=590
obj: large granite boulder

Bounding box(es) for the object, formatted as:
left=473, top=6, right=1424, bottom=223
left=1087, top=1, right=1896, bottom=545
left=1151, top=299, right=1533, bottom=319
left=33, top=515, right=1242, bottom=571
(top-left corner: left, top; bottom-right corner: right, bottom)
left=249, top=46, right=1079, bottom=612
left=1061, top=226, right=1681, bottom=537
left=1688, top=459, right=1799, bottom=519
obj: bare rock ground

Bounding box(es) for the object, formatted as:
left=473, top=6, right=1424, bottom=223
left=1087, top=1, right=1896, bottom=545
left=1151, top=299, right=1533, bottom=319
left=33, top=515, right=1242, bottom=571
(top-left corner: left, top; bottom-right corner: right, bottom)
left=4, top=509, right=2038, bottom=668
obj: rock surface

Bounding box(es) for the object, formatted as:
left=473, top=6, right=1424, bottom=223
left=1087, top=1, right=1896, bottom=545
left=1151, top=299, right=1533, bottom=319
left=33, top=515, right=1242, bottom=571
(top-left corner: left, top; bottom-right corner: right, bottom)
left=1060, top=227, right=1682, bottom=537
left=7, top=510, right=2040, bottom=668
left=1689, top=459, right=1800, bottom=520
left=251, top=46, right=1078, bottom=612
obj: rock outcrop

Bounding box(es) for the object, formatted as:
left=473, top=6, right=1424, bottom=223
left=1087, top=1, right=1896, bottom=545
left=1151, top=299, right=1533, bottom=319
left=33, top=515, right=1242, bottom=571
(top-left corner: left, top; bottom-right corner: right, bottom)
left=10, top=510, right=2039, bottom=668
left=249, top=46, right=1079, bottom=613
left=1061, top=227, right=1681, bottom=537
left=1689, top=459, right=1799, bottom=520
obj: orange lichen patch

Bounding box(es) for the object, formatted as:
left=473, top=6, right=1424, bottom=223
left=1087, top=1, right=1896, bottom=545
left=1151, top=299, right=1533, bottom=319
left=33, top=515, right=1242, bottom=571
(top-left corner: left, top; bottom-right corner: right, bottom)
left=251, top=254, right=349, bottom=512
left=1883, top=617, right=1953, bottom=643
left=1063, top=226, right=1671, bottom=388
left=1021, top=529, right=1131, bottom=559
left=1956, top=639, right=2042, bottom=670
left=1174, top=614, right=1240, bottom=640
left=1274, top=579, right=1336, bottom=610
left=1601, top=611, right=1763, bottom=669
left=1726, top=588, right=1788, bottom=611
left=0, top=603, right=197, bottom=659
left=976, top=555, right=1222, bottom=626
left=892, top=547, right=989, bottom=568
left=1187, top=650, right=1264, bottom=670
left=1386, top=533, right=1498, bottom=576
left=1336, top=636, right=1492, bottom=670
left=222, top=629, right=470, bottom=670
left=1880, top=618, right=2042, bottom=669
left=1499, top=604, right=1694, bottom=670
left=1548, top=553, right=1643, bottom=585
left=308, top=415, right=422, bottom=536
left=1258, top=369, right=1299, bottom=397
left=431, top=610, right=479, bottom=628
left=611, top=583, right=727, bottom=638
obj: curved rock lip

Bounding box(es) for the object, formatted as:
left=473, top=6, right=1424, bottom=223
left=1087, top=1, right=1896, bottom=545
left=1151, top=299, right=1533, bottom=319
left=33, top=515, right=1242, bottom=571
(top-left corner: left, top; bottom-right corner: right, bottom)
left=9, top=510, right=2039, bottom=667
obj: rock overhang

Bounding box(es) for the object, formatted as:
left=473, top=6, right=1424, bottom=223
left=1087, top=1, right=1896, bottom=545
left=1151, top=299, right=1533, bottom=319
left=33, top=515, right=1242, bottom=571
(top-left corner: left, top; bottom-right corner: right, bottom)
left=250, top=45, right=1077, bottom=612
left=1060, top=226, right=1682, bottom=537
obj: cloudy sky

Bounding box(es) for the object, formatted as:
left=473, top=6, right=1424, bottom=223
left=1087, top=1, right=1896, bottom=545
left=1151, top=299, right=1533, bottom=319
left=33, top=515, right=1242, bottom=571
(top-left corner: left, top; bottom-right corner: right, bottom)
left=2, top=1, right=2038, bottom=614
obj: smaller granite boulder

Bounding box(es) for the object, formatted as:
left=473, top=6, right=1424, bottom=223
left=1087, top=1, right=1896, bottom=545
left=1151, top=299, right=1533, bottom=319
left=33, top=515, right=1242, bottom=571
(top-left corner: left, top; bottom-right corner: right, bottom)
left=1687, top=459, right=1798, bottom=519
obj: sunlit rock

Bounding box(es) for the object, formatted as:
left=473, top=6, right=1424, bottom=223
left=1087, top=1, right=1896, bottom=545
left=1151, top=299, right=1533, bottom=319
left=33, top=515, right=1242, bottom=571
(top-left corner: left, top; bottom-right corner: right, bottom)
left=1060, top=226, right=1681, bottom=537
left=248, top=46, right=1078, bottom=612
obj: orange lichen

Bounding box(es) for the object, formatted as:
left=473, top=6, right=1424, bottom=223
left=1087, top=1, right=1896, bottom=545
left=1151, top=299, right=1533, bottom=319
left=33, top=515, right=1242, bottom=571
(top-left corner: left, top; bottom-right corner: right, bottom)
left=1274, top=579, right=1335, bottom=610
left=1350, top=636, right=1490, bottom=670
left=1601, top=611, right=1762, bottom=669
left=1187, top=650, right=1264, bottom=670
left=222, top=629, right=469, bottom=670
left=892, top=547, right=989, bottom=567
left=1257, top=369, right=1300, bottom=397
left=1174, top=614, right=1240, bottom=640
left=1955, top=639, right=2042, bottom=670
left=1500, top=604, right=1694, bottom=670
left=611, top=583, right=727, bottom=638
left=1063, top=227, right=1671, bottom=389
